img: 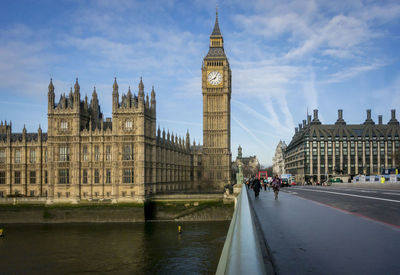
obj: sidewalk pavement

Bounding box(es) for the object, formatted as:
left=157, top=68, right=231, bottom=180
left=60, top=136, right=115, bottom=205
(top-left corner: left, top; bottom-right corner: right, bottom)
left=248, top=188, right=400, bottom=275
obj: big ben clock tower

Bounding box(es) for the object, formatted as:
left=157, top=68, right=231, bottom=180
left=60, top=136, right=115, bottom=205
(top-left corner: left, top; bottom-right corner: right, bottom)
left=202, top=11, right=232, bottom=191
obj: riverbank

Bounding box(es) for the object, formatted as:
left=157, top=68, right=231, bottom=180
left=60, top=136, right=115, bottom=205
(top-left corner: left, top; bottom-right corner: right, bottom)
left=0, top=200, right=234, bottom=223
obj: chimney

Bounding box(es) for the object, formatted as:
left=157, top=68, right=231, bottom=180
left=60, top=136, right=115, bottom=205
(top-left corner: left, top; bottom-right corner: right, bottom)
left=311, top=109, right=321, bottom=125
left=303, top=120, right=306, bottom=128
left=295, top=127, right=298, bottom=134
left=299, top=123, right=302, bottom=131
left=378, top=115, right=382, bottom=125
left=364, top=109, right=375, bottom=125
left=307, top=115, right=311, bottom=125
left=335, top=109, right=346, bottom=125
left=388, top=109, right=399, bottom=125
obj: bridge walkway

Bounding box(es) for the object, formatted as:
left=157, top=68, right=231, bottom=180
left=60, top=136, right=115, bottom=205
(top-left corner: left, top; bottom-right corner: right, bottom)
left=248, top=188, right=400, bottom=275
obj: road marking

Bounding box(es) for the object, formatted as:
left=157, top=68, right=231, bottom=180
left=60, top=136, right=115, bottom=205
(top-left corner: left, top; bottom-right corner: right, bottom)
left=299, top=188, right=400, bottom=203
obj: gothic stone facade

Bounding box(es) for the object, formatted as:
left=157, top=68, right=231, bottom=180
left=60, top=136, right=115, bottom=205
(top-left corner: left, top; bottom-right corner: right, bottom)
left=0, top=78, right=202, bottom=203
left=202, top=13, right=232, bottom=190
left=232, top=145, right=260, bottom=180
left=0, top=13, right=230, bottom=202
left=285, top=109, right=400, bottom=183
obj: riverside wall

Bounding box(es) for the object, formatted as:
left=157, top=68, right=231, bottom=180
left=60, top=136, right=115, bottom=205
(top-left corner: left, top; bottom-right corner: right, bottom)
left=0, top=197, right=234, bottom=223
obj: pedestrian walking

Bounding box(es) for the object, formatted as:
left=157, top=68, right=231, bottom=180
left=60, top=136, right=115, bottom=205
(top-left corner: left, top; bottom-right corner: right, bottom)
left=272, top=175, right=281, bottom=200
left=263, top=179, right=267, bottom=191
left=252, top=177, right=261, bottom=198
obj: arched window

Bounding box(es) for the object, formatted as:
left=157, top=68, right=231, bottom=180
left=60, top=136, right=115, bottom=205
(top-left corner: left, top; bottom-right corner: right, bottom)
left=60, top=120, right=68, bottom=130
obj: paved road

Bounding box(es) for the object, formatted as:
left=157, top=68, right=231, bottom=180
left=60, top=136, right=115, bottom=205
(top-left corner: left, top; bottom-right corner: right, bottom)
left=283, top=186, right=400, bottom=227
left=248, top=188, right=400, bottom=275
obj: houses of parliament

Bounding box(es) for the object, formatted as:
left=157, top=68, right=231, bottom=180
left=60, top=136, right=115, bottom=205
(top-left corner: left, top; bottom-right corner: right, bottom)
left=0, top=13, right=232, bottom=203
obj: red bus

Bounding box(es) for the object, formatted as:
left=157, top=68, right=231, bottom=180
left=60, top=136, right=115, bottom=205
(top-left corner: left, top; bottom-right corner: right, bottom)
left=258, top=170, right=268, bottom=179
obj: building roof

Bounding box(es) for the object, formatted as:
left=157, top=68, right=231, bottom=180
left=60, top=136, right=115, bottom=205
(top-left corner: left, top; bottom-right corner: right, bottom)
left=211, top=11, right=222, bottom=36
left=286, top=123, right=400, bottom=151
left=0, top=133, right=48, bottom=143
left=205, top=47, right=226, bottom=58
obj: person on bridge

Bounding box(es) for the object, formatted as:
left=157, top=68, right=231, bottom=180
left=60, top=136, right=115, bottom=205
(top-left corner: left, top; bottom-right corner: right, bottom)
left=263, top=178, right=267, bottom=191
left=252, top=177, right=261, bottom=198
left=272, top=175, right=281, bottom=200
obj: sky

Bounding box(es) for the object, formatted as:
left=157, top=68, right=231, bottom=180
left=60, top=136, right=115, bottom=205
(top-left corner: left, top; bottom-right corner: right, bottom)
left=1, top=0, right=400, bottom=167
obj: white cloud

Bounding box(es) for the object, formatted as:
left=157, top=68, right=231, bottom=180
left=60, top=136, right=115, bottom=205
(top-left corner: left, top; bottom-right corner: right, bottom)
left=285, top=15, right=370, bottom=59
left=321, top=62, right=385, bottom=84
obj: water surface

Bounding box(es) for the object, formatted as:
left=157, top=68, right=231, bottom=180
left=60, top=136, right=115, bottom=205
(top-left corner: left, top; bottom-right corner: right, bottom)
left=0, top=222, right=229, bottom=274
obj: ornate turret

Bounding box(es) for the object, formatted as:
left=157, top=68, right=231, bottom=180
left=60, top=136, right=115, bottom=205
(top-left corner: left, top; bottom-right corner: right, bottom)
left=68, top=87, right=74, bottom=108
left=38, top=124, right=42, bottom=142
left=48, top=78, right=55, bottom=111
left=61, top=94, right=67, bottom=109
left=74, top=78, right=80, bottom=93
left=186, top=130, right=190, bottom=150
left=127, top=86, right=132, bottom=108
left=151, top=86, right=156, bottom=113
left=138, top=77, right=144, bottom=104
left=90, top=86, right=101, bottom=121
left=210, top=9, right=223, bottom=45
left=238, top=145, right=242, bottom=159
left=84, top=94, right=89, bottom=112
left=112, top=77, right=119, bottom=112
left=206, top=9, right=226, bottom=58
left=22, top=125, right=27, bottom=142
left=73, top=78, right=81, bottom=110
left=145, top=94, right=149, bottom=109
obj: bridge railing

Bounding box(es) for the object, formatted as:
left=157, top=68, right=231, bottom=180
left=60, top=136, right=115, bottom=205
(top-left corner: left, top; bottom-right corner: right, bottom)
left=216, top=187, right=266, bottom=275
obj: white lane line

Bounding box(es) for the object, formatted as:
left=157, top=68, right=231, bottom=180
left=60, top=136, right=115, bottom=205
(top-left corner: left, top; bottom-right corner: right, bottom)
left=299, top=188, right=400, bottom=203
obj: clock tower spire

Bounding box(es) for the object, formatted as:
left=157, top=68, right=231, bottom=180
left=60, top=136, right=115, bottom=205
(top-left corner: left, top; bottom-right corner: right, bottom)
left=202, top=10, right=232, bottom=191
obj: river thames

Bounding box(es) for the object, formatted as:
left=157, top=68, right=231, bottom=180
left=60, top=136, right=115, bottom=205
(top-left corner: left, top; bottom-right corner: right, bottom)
left=0, top=221, right=229, bottom=274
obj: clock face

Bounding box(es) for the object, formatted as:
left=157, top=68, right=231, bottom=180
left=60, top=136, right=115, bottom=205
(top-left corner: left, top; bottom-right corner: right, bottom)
left=208, top=71, right=222, bottom=85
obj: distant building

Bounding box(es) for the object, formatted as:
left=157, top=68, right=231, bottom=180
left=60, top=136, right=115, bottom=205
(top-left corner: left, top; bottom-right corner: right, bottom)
left=272, top=140, right=287, bottom=176
left=285, top=109, right=400, bottom=183
left=232, top=145, right=260, bottom=180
